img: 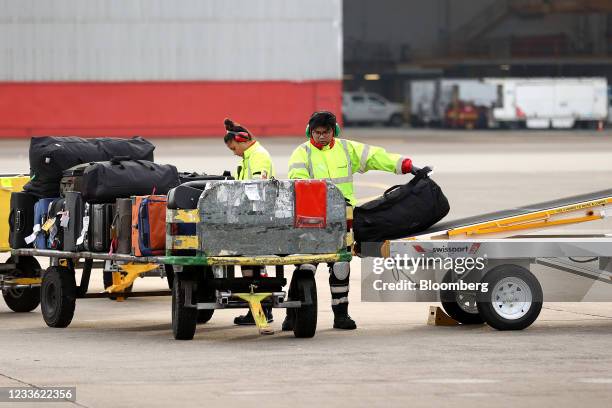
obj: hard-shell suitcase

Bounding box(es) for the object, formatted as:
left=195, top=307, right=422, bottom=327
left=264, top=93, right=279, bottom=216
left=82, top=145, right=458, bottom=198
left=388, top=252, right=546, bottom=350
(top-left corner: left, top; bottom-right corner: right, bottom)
left=47, top=197, right=65, bottom=250
left=114, top=198, right=132, bottom=254
left=1, top=175, right=30, bottom=250
left=63, top=191, right=85, bottom=252
left=77, top=158, right=179, bottom=203
left=167, top=180, right=217, bottom=210
left=32, top=198, right=57, bottom=249
left=86, top=203, right=115, bottom=252
left=8, top=191, right=37, bottom=249
left=131, top=195, right=167, bottom=256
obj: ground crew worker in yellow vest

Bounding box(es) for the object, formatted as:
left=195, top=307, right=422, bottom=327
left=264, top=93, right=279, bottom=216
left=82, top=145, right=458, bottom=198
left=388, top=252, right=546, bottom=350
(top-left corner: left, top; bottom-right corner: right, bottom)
left=283, top=111, right=422, bottom=330
left=223, top=118, right=275, bottom=325
left=224, top=118, right=275, bottom=181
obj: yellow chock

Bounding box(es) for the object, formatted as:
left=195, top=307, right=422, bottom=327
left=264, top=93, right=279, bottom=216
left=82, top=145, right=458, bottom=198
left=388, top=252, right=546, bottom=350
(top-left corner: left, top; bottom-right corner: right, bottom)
left=427, top=306, right=459, bottom=326
left=234, top=287, right=274, bottom=335
left=104, top=263, right=159, bottom=300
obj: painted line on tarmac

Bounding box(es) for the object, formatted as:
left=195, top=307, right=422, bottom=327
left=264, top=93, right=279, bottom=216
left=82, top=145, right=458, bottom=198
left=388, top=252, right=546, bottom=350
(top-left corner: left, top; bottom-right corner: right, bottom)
left=354, top=181, right=390, bottom=205
left=413, top=378, right=499, bottom=384
left=576, top=378, right=612, bottom=384
left=542, top=306, right=612, bottom=319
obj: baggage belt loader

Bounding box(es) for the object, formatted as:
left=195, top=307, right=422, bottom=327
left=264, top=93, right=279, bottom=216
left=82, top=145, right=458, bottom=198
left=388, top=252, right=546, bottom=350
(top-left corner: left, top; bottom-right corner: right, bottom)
left=377, top=188, right=612, bottom=330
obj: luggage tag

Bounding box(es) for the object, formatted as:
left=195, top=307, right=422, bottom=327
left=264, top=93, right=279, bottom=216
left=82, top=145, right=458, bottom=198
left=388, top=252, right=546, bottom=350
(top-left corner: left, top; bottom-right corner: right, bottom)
left=48, top=223, right=58, bottom=242
left=60, top=211, right=70, bottom=228
left=76, top=215, right=90, bottom=246
left=41, top=218, right=56, bottom=232
left=24, top=224, right=41, bottom=245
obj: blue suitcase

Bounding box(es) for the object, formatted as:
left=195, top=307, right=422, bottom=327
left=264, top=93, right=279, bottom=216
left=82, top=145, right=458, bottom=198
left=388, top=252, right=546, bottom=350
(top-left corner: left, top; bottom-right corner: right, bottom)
left=33, top=198, right=58, bottom=249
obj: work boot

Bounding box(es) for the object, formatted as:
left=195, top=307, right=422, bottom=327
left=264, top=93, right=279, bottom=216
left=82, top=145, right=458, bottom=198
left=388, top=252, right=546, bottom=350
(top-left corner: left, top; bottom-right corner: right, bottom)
left=281, top=311, right=295, bottom=331
left=332, top=303, right=357, bottom=330
left=234, top=307, right=273, bottom=326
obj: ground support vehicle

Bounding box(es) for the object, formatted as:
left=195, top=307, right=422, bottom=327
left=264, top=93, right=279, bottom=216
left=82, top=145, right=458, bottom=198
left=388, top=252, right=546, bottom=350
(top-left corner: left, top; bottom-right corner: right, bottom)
left=379, top=189, right=612, bottom=330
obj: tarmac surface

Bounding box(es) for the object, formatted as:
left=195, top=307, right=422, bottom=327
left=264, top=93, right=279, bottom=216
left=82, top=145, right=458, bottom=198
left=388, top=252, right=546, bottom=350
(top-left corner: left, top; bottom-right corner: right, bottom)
left=1, top=128, right=612, bottom=408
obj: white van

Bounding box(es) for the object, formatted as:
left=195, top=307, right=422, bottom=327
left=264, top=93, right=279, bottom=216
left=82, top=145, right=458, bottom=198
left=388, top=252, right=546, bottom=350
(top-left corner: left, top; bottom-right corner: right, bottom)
left=342, top=92, right=404, bottom=126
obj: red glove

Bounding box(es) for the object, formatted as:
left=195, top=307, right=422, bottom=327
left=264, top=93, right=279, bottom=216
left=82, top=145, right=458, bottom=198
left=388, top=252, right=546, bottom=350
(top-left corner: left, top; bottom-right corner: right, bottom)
left=401, top=158, right=413, bottom=174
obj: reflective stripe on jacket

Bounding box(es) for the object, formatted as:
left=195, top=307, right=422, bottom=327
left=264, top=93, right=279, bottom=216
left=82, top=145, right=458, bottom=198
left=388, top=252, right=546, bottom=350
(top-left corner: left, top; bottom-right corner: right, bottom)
left=237, top=141, right=275, bottom=180
left=287, top=138, right=406, bottom=205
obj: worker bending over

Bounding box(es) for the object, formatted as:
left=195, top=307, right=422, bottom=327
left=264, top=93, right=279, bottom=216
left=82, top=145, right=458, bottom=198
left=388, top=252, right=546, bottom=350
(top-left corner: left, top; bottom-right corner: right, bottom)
left=223, top=118, right=275, bottom=325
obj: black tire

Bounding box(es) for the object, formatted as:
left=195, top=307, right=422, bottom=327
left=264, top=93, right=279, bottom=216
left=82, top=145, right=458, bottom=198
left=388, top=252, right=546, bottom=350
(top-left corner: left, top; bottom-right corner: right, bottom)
left=195, top=266, right=215, bottom=324
left=197, top=309, right=214, bottom=324
left=165, top=264, right=175, bottom=290
left=388, top=113, right=404, bottom=127
left=172, top=274, right=198, bottom=340
left=2, top=257, right=41, bottom=313
left=103, top=271, right=132, bottom=300
left=41, top=266, right=76, bottom=328
left=477, top=265, right=543, bottom=331
left=292, top=270, right=317, bottom=338
left=439, top=270, right=484, bottom=325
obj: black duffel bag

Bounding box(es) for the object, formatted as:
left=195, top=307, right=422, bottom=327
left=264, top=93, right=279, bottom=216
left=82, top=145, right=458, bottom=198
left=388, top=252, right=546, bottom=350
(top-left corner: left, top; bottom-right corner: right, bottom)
left=76, top=158, right=180, bottom=203
left=23, top=136, right=155, bottom=198
left=353, top=169, right=450, bottom=243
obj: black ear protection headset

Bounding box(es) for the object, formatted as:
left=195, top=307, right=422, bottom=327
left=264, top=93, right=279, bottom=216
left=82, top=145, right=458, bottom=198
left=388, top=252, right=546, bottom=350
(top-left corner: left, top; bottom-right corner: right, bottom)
left=224, top=130, right=252, bottom=143
left=305, top=111, right=341, bottom=138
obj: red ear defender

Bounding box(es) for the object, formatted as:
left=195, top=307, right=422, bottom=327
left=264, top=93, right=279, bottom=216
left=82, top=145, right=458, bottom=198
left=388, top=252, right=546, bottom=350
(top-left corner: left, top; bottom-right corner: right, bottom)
left=224, top=131, right=251, bottom=143
left=233, top=132, right=251, bottom=142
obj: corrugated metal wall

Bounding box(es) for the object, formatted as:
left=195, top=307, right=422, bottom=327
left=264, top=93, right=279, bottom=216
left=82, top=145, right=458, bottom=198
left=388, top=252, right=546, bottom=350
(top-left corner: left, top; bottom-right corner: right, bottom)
left=0, top=0, right=342, bottom=81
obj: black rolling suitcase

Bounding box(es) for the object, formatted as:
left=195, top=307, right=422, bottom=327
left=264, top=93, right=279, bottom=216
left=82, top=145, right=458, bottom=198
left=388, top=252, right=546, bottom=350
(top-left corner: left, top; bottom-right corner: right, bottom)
left=63, top=191, right=85, bottom=252
left=114, top=198, right=132, bottom=254
left=86, top=203, right=115, bottom=252
left=8, top=192, right=37, bottom=249
left=168, top=179, right=232, bottom=210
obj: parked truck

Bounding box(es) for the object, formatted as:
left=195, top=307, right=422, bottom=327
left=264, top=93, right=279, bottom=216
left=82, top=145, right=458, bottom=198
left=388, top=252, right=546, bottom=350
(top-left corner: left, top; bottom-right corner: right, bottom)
left=409, top=77, right=608, bottom=130
left=486, top=77, right=608, bottom=129
left=409, top=79, right=497, bottom=128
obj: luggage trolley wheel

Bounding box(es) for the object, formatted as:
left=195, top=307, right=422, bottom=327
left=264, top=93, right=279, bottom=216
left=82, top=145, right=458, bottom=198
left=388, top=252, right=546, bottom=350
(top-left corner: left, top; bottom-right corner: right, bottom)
left=172, top=267, right=198, bottom=340
left=41, top=265, right=77, bottom=328
left=196, top=266, right=215, bottom=324
left=291, top=269, right=318, bottom=338
left=2, top=256, right=41, bottom=313
left=439, top=269, right=484, bottom=325
left=477, top=264, right=543, bottom=331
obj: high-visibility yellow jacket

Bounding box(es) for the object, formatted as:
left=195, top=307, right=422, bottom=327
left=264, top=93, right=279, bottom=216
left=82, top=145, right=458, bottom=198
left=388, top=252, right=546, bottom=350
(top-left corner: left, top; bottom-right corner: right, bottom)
left=288, top=138, right=406, bottom=205
left=236, top=141, right=275, bottom=180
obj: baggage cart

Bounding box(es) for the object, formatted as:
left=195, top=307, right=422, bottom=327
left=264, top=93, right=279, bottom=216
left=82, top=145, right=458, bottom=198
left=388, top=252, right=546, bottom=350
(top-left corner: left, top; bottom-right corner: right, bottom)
left=10, top=180, right=353, bottom=340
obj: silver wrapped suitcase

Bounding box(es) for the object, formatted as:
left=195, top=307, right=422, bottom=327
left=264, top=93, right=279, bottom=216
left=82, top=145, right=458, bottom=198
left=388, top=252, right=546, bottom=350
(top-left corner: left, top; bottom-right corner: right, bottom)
left=197, top=179, right=347, bottom=256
